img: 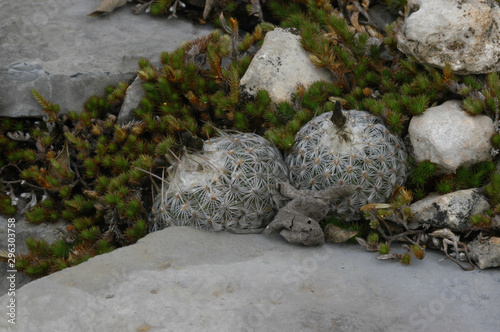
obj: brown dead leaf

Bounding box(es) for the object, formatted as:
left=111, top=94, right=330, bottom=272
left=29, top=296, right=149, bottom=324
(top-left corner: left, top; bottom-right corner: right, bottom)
left=360, top=203, right=392, bottom=211
left=48, top=140, right=73, bottom=179
left=328, top=96, right=349, bottom=107
left=350, top=11, right=363, bottom=33
left=324, top=224, right=358, bottom=243
left=355, top=237, right=380, bottom=252
left=88, top=0, right=128, bottom=17
left=362, top=0, right=370, bottom=11
left=136, top=324, right=152, bottom=332
left=0, top=250, right=10, bottom=263
left=365, top=25, right=384, bottom=39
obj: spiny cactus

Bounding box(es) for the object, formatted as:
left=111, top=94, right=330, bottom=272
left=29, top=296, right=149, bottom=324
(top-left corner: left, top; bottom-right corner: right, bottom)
left=151, top=132, right=288, bottom=231
left=286, top=106, right=407, bottom=220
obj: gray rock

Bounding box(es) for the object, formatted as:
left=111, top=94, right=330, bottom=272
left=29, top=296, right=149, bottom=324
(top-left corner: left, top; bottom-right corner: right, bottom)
left=408, top=100, right=494, bottom=174
left=469, top=236, right=500, bottom=269
left=368, top=3, right=399, bottom=30
left=409, top=189, right=491, bottom=232
left=240, top=28, right=333, bottom=104
left=265, top=182, right=358, bottom=246
left=264, top=209, right=325, bottom=246
left=396, top=0, right=500, bottom=75
left=0, top=0, right=214, bottom=117
left=0, top=214, right=66, bottom=296
left=117, top=76, right=144, bottom=125
left=1, top=226, right=500, bottom=331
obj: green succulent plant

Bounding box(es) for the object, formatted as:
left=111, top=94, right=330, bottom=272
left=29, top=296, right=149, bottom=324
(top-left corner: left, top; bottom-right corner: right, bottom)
left=1, top=0, right=500, bottom=277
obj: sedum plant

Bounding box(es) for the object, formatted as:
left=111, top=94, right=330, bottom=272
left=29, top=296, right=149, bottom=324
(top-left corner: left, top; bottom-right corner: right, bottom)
left=286, top=102, right=407, bottom=220
left=151, top=132, right=288, bottom=231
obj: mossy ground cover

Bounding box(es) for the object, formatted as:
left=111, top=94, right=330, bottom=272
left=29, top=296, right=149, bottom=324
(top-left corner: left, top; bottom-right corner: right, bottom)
left=1, top=0, right=499, bottom=276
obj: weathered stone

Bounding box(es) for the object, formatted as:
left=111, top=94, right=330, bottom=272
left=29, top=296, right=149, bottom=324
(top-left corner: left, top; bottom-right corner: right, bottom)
left=2, top=227, right=499, bottom=331
left=408, top=100, right=494, bottom=174
left=264, top=183, right=358, bottom=246
left=117, top=76, right=144, bottom=125
left=409, top=189, right=491, bottom=232
left=469, top=236, right=500, bottom=269
left=264, top=209, right=325, bottom=246
left=240, top=28, right=333, bottom=104
left=0, top=213, right=66, bottom=296
left=396, top=0, right=500, bottom=75
left=0, top=0, right=214, bottom=117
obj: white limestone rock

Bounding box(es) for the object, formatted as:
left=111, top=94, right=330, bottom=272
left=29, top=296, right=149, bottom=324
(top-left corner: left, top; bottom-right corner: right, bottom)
left=469, top=236, right=500, bottom=269
left=409, top=189, right=491, bottom=232
left=397, top=0, right=500, bottom=75
left=408, top=100, right=494, bottom=174
left=240, top=28, right=333, bottom=104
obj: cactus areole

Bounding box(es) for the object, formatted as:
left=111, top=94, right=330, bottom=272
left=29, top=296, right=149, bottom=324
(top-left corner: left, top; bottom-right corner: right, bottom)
left=286, top=109, right=408, bottom=220
left=151, top=132, right=289, bottom=232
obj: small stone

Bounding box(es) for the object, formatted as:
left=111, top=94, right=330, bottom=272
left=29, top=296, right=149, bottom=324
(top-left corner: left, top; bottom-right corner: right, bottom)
left=368, top=4, right=399, bottom=30
left=240, top=28, right=333, bottom=104
left=397, top=0, right=500, bottom=74
left=408, top=100, right=494, bottom=174
left=117, top=76, right=144, bottom=125
left=469, top=236, right=500, bottom=269
left=409, top=189, right=491, bottom=232
left=264, top=183, right=358, bottom=246
left=264, top=210, right=325, bottom=246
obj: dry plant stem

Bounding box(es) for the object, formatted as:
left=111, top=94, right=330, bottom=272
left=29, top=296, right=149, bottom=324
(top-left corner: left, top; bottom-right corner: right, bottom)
left=132, top=0, right=155, bottom=14
left=431, top=229, right=475, bottom=271
left=377, top=226, right=424, bottom=245
left=72, top=163, right=91, bottom=190
left=1, top=179, right=45, bottom=191
left=441, top=240, right=475, bottom=271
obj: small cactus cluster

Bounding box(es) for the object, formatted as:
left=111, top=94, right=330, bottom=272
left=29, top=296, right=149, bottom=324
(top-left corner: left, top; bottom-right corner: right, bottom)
left=151, top=132, right=288, bottom=231
left=286, top=108, right=408, bottom=220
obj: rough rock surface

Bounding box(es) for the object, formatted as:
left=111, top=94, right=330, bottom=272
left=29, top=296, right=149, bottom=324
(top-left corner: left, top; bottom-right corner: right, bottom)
left=1, top=227, right=499, bottom=331
left=117, top=76, right=144, bottom=125
left=409, top=189, right=491, bottom=232
left=0, top=213, right=66, bottom=296
left=0, top=0, right=214, bottom=117
left=397, top=0, right=500, bottom=74
left=408, top=100, right=494, bottom=174
left=264, top=182, right=358, bottom=246
left=368, top=3, right=399, bottom=30
left=469, top=236, right=500, bottom=269
left=264, top=208, right=325, bottom=246
left=240, top=28, right=333, bottom=103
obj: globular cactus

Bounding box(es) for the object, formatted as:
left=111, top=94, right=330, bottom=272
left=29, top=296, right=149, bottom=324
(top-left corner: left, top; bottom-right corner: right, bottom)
left=151, top=132, right=289, bottom=232
left=286, top=107, right=407, bottom=220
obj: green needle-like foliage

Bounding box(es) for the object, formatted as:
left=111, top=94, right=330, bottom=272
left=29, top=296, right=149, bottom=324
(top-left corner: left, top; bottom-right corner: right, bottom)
left=1, top=0, right=499, bottom=276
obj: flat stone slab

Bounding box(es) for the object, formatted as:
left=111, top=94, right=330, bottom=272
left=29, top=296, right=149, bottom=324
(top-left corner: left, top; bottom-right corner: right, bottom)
left=1, top=227, right=499, bottom=331
left=0, top=0, right=214, bottom=117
